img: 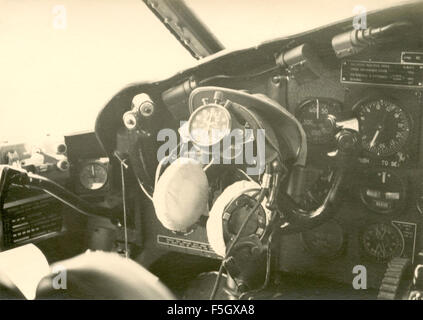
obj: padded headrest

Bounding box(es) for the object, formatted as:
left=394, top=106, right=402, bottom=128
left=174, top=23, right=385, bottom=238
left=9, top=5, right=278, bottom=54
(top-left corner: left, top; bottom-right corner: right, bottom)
left=36, top=251, right=175, bottom=300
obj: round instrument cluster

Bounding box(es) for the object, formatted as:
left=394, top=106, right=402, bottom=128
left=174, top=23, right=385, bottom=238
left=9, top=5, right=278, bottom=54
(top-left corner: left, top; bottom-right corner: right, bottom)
left=355, top=98, right=412, bottom=157
left=296, top=98, right=342, bottom=145
left=188, top=104, right=231, bottom=147
left=361, top=223, right=404, bottom=262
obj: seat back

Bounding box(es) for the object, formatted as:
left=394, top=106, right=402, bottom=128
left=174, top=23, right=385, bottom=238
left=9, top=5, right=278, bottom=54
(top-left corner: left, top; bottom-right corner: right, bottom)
left=36, top=251, right=175, bottom=300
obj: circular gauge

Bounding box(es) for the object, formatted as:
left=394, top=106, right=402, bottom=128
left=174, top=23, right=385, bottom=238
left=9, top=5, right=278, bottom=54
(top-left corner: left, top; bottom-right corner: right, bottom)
left=355, top=98, right=411, bottom=157
left=296, top=98, right=342, bottom=144
left=359, top=170, right=406, bottom=214
left=301, top=220, right=345, bottom=258
left=79, top=163, right=108, bottom=190
left=361, top=223, right=404, bottom=262
left=188, top=104, right=231, bottom=147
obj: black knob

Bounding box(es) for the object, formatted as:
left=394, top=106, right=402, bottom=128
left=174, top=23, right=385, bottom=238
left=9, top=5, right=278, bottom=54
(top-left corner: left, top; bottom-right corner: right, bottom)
left=336, top=130, right=358, bottom=153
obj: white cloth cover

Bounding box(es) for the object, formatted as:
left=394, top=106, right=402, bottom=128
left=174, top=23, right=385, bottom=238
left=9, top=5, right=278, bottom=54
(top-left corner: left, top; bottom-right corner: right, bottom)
left=153, top=158, right=209, bottom=232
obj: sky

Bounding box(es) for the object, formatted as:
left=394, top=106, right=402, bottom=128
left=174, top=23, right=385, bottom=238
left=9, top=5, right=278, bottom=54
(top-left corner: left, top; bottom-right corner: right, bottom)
left=0, top=0, right=409, bottom=142
left=0, top=0, right=194, bottom=142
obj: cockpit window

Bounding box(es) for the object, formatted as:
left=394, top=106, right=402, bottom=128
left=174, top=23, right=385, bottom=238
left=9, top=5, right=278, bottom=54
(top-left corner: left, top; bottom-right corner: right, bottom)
left=0, top=0, right=194, bottom=141
left=186, top=0, right=408, bottom=49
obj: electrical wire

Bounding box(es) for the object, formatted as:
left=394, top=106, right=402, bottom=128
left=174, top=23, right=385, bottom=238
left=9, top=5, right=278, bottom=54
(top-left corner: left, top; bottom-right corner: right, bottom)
left=209, top=187, right=267, bottom=300
left=120, top=159, right=129, bottom=259
left=238, top=232, right=274, bottom=300
left=137, top=143, right=182, bottom=202
left=154, top=143, right=182, bottom=189
left=136, top=176, right=153, bottom=201
left=237, top=168, right=255, bottom=182
left=203, top=157, right=215, bottom=171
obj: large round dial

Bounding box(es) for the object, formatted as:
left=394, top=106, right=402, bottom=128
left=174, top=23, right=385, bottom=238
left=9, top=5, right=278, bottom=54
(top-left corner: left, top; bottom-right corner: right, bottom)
left=296, top=98, right=342, bottom=144
left=361, top=223, right=404, bottom=262
left=79, top=163, right=108, bottom=190
left=356, top=98, right=411, bottom=157
left=188, top=104, right=231, bottom=147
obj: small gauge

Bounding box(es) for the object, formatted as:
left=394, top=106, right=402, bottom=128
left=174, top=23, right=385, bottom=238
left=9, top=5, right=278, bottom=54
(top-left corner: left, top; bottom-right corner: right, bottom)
left=296, top=98, right=342, bottom=144
left=361, top=223, right=404, bottom=262
left=301, top=220, right=345, bottom=258
left=359, top=170, right=406, bottom=214
left=79, top=162, right=108, bottom=190
left=355, top=98, right=412, bottom=157
left=188, top=104, right=231, bottom=147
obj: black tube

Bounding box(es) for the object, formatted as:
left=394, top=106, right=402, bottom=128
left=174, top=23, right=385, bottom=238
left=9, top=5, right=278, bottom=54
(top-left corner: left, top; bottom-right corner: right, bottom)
left=210, top=165, right=270, bottom=300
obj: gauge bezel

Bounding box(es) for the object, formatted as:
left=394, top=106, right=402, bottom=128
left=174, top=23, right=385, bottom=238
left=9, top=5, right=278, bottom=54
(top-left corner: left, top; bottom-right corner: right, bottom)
left=353, top=96, right=413, bottom=158
left=360, top=222, right=405, bottom=263
left=296, top=97, right=343, bottom=145
left=78, top=161, right=109, bottom=191
left=188, top=103, right=232, bottom=147
left=359, top=170, right=407, bottom=215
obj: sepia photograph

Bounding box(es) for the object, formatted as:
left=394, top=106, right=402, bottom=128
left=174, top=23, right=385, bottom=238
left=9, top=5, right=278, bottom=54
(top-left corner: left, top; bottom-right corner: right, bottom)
left=1, top=0, right=423, bottom=308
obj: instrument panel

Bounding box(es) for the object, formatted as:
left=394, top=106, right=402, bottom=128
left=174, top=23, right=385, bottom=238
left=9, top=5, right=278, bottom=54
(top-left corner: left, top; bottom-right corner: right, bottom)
left=135, top=46, right=423, bottom=293
left=295, top=92, right=419, bottom=167
left=280, top=45, right=423, bottom=288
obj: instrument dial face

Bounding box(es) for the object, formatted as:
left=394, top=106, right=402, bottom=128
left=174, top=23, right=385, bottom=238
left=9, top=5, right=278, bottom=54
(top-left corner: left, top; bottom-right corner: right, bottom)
left=79, top=163, right=108, bottom=190
left=359, top=170, right=406, bottom=214
left=297, top=99, right=342, bottom=144
left=361, top=223, right=404, bottom=262
left=356, top=98, right=411, bottom=157
left=188, top=104, right=231, bottom=147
